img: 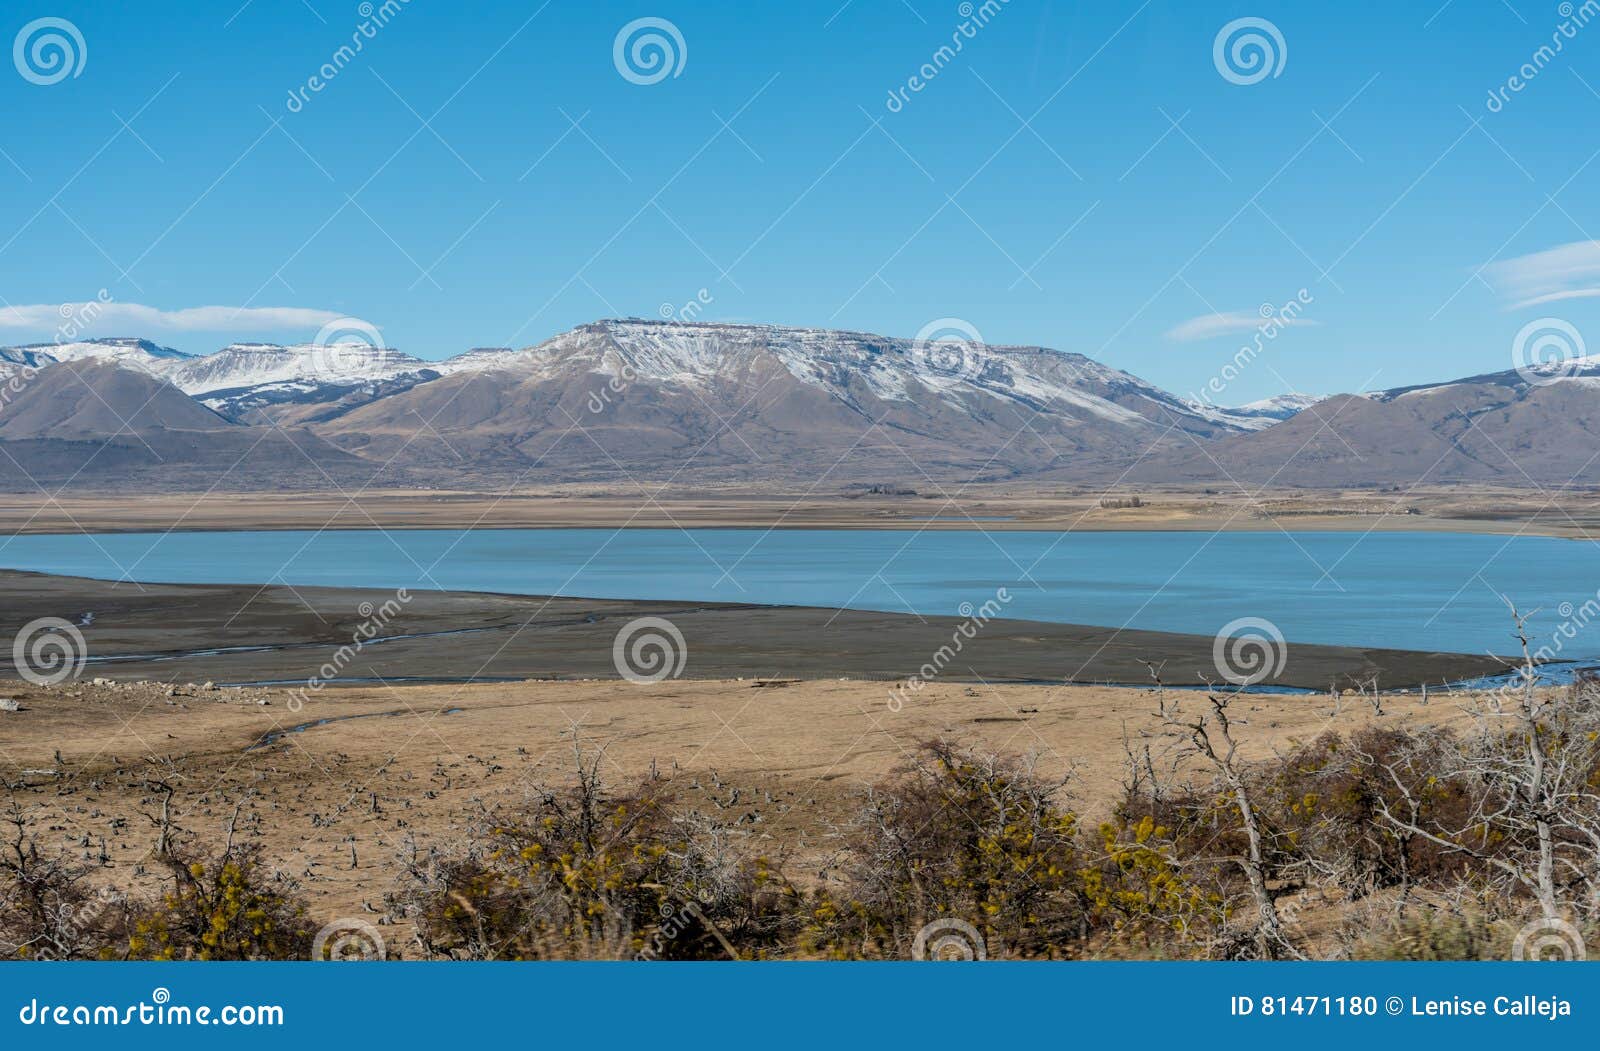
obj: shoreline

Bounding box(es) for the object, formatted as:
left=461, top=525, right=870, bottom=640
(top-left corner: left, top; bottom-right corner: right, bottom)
left=0, top=488, right=1598, bottom=539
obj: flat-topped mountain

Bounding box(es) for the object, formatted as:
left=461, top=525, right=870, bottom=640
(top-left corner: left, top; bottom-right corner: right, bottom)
left=167, top=342, right=444, bottom=424
left=312, top=319, right=1257, bottom=481
left=0, top=337, right=190, bottom=376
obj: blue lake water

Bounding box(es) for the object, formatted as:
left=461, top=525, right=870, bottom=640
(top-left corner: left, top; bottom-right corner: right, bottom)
left=1, top=528, right=1597, bottom=658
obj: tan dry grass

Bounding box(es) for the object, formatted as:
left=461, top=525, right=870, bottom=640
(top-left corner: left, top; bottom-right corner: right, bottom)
left=0, top=676, right=1484, bottom=931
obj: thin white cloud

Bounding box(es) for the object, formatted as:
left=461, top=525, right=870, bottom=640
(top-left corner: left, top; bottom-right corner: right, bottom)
left=1164, top=310, right=1318, bottom=342
left=1487, top=240, right=1600, bottom=309
left=0, top=302, right=344, bottom=334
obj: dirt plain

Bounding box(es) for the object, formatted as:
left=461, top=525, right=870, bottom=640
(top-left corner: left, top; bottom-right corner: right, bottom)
left=0, top=484, right=1597, bottom=537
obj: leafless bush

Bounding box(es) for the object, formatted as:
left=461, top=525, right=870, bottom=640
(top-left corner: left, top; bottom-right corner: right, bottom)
left=1358, top=614, right=1600, bottom=927
left=0, top=800, right=126, bottom=959
left=1117, top=694, right=1304, bottom=958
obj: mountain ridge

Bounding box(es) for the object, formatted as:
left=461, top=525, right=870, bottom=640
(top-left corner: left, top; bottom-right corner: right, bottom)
left=1, top=320, right=1595, bottom=491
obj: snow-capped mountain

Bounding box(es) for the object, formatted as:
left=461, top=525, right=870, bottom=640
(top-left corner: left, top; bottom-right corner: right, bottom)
left=1181, top=393, right=1325, bottom=432
left=434, top=347, right=518, bottom=374
left=0, top=336, right=448, bottom=425
left=169, top=341, right=431, bottom=394
left=311, top=319, right=1252, bottom=482
left=165, top=342, right=443, bottom=423
left=20, top=319, right=1593, bottom=490
left=0, top=325, right=1323, bottom=440
left=0, top=337, right=190, bottom=377
left=1368, top=355, right=1600, bottom=402
left=1, top=320, right=1330, bottom=485
left=0, top=358, right=402, bottom=492
left=1221, top=393, right=1325, bottom=429
left=453, top=319, right=1241, bottom=429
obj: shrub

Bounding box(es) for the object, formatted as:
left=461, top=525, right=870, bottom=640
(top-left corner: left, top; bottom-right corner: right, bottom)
left=1079, top=813, right=1225, bottom=954
left=395, top=748, right=801, bottom=960
left=125, top=847, right=314, bottom=961
left=804, top=741, right=1087, bottom=959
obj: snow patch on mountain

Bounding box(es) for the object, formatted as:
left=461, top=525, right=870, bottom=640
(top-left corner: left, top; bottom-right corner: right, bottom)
left=1220, top=393, right=1325, bottom=429
left=0, top=338, right=190, bottom=377
left=1372, top=355, right=1600, bottom=403
left=499, top=319, right=1203, bottom=430
left=431, top=347, right=517, bottom=375
left=1237, top=393, right=1324, bottom=415
left=169, top=342, right=433, bottom=395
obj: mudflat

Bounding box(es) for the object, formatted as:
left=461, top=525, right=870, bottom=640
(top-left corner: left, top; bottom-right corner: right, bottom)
left=0, top=570, right=1508, bottom=689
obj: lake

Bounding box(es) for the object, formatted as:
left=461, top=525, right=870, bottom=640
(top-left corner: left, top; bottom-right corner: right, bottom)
left=1, top=528, right=1596, bottom=658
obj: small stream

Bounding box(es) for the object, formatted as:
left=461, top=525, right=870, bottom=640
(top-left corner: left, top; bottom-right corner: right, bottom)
left=246, top=707, right=463, bottom=751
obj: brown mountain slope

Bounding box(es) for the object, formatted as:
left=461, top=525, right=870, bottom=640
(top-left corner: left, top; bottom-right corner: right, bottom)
left=0, top=360, right=230, bottom=439
left=0, top=361, right=414, bottom=492
left=1121, top=377, right=1600, bottom=489
left=313, top=319, right=1242, bottom=484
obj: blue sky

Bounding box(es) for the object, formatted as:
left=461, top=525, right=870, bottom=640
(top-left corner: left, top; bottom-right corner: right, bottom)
left=3, top=0, right=1599, bottom=403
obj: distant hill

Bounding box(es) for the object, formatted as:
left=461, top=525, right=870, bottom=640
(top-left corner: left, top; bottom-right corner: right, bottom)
left=0, top=359, right=230, bottom=438
left=1124, top=362, right=1600, bottom=488
left=0, top=359, right=401, bottom=490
